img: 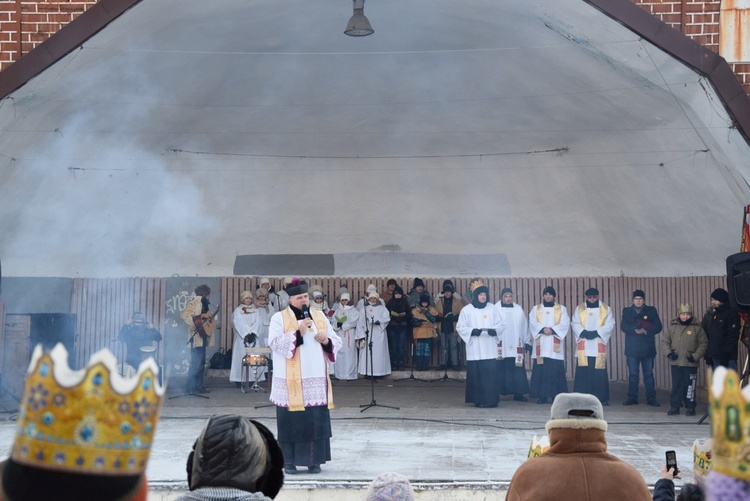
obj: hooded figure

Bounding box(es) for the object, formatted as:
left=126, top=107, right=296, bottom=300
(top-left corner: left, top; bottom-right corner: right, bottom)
left=507, top=393, right=651, bottom=500
left=179, top=414, right=285, bottom=500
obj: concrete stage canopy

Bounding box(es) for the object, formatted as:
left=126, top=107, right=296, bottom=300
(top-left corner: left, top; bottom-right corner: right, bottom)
left=0, top=0, right=748, bottom=279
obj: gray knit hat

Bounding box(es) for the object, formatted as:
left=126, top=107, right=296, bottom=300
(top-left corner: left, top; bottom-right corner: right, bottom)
left=365, top=472, right=415, bottom=501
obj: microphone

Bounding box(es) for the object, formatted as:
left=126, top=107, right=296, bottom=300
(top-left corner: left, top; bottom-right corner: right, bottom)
left=302, top=304, right=310, bottom=318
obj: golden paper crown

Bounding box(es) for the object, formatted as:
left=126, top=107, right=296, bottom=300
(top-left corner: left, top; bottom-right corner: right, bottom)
left=693, top=438, right=713, bottom=479
left=527, top=435, right=550, bottom=460
left=709, top=367, right=750, bottom=480
left=11, top=343, right=164, bottom=476
left=469, top=278, right=485, bottom=292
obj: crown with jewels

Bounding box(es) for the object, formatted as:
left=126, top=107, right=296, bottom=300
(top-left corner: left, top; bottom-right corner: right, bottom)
left=693, top=438, right=713, bottom=480
left=527, top=435, right=550, bottom=460
left=709, top=367, right=750, bottom=480
left=11, top=343, right=164, bottom=476
left=469, top=278, right=485, bottom=292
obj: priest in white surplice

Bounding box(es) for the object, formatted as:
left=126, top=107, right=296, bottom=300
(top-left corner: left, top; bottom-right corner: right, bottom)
left=457, top=279, right=505, bottom=408
left=332, top=293, right=360, bottom=380
left=572, top=287, right=616, bottom=405
left=229, top=290, right=259, bottom=387
left=268, top=279, right=342, bottom=475
left=495, top=288, right=531, bottom=401
left=528, top=286, right=570, bottom=404
left=356, top=291, right=391, bottom=377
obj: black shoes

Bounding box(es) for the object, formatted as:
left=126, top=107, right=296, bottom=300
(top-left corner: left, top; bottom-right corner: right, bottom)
left=622, top=399, right=638, bottom=406
left=668, top=408, right=680, bottom=416
left=307, top=465, right=321, bottom=474
left=284, top=465, right=299, bottom=474
left=686, top=409, right=696, bottom=416
left=647, top=400, right=661, bottom=407
left=536, top=398, right=548, bottom=404
left=513, top=395, right=528, bottom=402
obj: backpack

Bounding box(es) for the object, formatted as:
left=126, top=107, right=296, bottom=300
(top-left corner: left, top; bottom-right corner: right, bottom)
left=209, top=349, right=233, bottom=369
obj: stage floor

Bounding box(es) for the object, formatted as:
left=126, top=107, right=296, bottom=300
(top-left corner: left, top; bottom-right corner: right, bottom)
left=0, top=370, right=710, bottom=497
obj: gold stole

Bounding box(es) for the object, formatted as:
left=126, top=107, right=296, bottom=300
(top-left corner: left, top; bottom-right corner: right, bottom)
left=534, top=304, right=562, bottom=365
left=281, top=307, right=335, bottom=412
left=576, top=303, right=608, bottom=369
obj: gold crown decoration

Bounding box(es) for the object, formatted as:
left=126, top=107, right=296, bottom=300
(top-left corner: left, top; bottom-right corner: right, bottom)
left=693, top=438, right=713, bottom=480
left=12, top=343, right=165, bottom=476
left=709, top=367, right=750, bottom=480
left=527, top=435, right=550, bottom=460
left=469, top=278, right=485, bottom=293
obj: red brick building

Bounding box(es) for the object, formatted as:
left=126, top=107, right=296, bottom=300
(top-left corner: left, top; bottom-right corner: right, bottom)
left=0, top=0, right=748, bottom=94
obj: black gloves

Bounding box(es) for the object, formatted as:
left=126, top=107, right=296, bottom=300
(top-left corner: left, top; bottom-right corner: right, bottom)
left=687, top=354, right=696, bottom=363
left=580, top=330, right=598, bottom=340
left=524, top=343, right=533, bottom=354
left=295, top=330, right=304, bottom=346
left=445, top=312, right=454, bottom=319
left=471, top=328, right=482, bottom=337
left=336, top=321, right=343, bottom=329
left=487, top=329, right=497, bottom=337
left=374, top=320, right=381, bottom=325
left=667, top=350, right=678, bottom=361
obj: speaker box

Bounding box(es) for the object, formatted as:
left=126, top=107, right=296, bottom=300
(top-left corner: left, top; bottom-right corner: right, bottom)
left=726, top=252, right=750, bottom=311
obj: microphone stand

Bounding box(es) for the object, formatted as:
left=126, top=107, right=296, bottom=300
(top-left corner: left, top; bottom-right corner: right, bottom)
left=395, top=338, right=428, bottom=383
left=360, top=314, right=399, bottom=412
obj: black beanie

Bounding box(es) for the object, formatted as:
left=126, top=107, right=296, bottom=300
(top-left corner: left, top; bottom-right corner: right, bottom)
left=419, top=293, right=431, bottom=305
left=413, top=278, right=425, bottom=289
left=543, top=286, right=556, bottom=297
left=442, top=280, right=455, bottom=293
left=632, top=289, right=645, bottom=299
left=711, top=288, right=730, bottom=304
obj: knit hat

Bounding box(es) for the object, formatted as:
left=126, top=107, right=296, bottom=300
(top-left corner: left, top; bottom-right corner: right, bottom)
left=365, top=472, right=415, bottom=501
left=393, top=286, right=404, bottom=296
left=340, top=293, right=351, bottom=302
left=584, top=287, right=599, bottom=297
left=387, top=279, right=398, bottom=287
left=632, top=289, right=645, bottom=299
left=367, top=291, right=380, bottom=300
left=132, top=312, right=146, bottom=323
left=542, top=286, right=556, bottom=297
left=260, top=278, right=271, bottom=286
left=254, top=288, right=267, bottom=299
left=240, top=290, right=253, bottom=301
left=442, top=280, right=455, bottom=293
left=419, top=293, right=431, bottom=305
left=501, top=287, right=513, bottom=297
left=187, top=415, right=284, bottom=499
left=413, top=278, right=425, bottom=289
left=367, top=284, right=378, bottom=294
left=546, top=393, right=607, bottom=433
left=678, top=303, right=693, bottom=314
left=711, top=288, right=730, bottom=305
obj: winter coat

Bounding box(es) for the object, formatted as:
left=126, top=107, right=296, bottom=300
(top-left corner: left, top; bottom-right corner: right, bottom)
left=703, top=304, right=741, bottom=363
left=651, top=479, right=675, bottom=501
left=435, top=295, right=463, bottom=333
left=412, top=306, right=439, bottom=340
left=386, top=296, right=412, bottom=328
left=620, top=304, right=662, bottom=358
left=507, top=426, right=651, bottom=501
left=661, top=317, right=707, bottom=367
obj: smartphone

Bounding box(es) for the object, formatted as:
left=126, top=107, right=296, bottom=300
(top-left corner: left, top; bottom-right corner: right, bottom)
left=666, top=450, right=678, bottom=475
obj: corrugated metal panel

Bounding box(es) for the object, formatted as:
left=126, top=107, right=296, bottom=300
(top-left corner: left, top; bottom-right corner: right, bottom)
left=720, top=0, right=750, bottom=62
left=66, top=275, right=748, bottom=392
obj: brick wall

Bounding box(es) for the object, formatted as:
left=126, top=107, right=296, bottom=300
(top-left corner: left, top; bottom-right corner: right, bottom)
left=0, top=0, right=97, bottom=70
left=631, top=0, right=750, bottom=94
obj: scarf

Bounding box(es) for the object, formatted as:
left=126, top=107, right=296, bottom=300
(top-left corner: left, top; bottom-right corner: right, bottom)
left=576, top=303, right=608, bottom=369
left=534, top=303, right=562, bottom=364
left=281, top=307, right=334, bottom=412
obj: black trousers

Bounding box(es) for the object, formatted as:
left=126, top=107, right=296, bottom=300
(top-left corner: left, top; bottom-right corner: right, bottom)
left=669, top=365, right=698, bottom=410
left=187, top=345, right=206, bottom=393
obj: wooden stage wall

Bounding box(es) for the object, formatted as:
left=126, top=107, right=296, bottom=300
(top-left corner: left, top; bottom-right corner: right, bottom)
left=69, top=275, right=742, bottom=392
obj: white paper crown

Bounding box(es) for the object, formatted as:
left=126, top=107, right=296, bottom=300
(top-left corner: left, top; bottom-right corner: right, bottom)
left=527, top=435, right=550, bottom=460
